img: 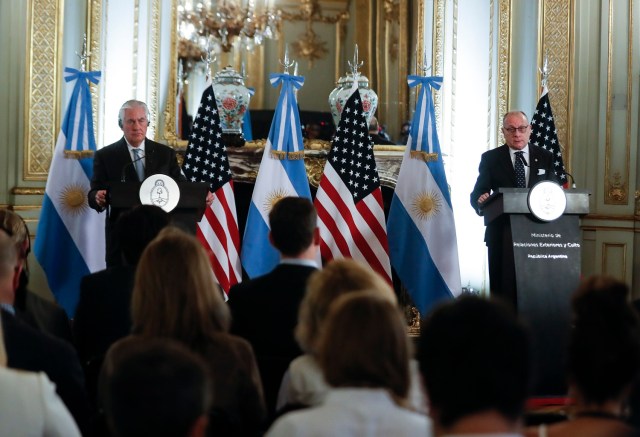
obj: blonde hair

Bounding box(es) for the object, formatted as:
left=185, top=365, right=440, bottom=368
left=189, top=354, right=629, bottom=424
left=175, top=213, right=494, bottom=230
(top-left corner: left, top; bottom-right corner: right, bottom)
left=295, top=258, right=396, bottom=353
left=317, top=292, right=411, bottom=401
left=131, top=227, right=230, bottom=348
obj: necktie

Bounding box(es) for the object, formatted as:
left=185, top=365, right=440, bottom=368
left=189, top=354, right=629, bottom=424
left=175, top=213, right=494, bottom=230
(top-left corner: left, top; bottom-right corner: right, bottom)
left=132, top=148, right=145, bottom=181
left=514, top=151, right=526, bottom=188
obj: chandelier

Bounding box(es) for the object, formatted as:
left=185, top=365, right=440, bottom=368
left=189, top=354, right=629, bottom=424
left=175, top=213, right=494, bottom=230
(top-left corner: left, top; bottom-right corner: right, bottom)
left=178, top=0, right=281, bottom=61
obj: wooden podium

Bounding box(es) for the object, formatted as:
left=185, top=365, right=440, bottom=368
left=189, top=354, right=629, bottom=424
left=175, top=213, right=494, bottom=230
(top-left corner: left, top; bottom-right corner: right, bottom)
left=108, top=181, right=209, bottom=233
left=483, top=187, right=589, bottom=396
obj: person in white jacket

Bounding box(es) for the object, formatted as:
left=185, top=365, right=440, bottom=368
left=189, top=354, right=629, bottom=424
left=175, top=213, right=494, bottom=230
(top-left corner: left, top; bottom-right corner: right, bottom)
left=0, top=229, right=80, bottom=437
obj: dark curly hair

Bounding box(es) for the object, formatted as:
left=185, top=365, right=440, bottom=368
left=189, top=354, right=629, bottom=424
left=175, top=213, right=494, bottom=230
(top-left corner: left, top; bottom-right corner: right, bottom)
left=569, top=276, right=640, bottom=405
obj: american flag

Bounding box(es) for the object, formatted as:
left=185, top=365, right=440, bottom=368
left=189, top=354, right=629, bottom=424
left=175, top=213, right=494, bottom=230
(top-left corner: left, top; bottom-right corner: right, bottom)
left=183, top=84, right=241, bottom=293
left=314, top=87, right=392, bottom=283
left=530, top=86, right=567, bottom=185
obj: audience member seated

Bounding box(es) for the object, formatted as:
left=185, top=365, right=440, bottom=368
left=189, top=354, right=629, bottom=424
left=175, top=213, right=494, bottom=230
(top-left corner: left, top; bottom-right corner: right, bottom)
left=368, top=116, right=396, bottom=145
left=419, top=295, right=532, bottom=436
left=277, top=258, right=427, bottom=414
left=229, top=197, right=319, bottom=417
left=74, top=204, right=170, bottom=406
left=267, top=292, right=432, bottom=436
left=102, top=338, right=210, bottom=437
left=0, top=208, right=72, bottom=343
left=0, top=311, right=81, bottom=437
left=525, top=276, right=640, bottom=437
left=0, top=229, right=90, bottom=434
left=74, top=204, right=170, bottom=366
left=104, top=227, right=266, bottom=436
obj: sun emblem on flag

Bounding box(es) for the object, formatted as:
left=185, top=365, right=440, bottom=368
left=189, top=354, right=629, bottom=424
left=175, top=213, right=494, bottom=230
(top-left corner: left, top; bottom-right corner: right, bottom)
left=59, top=183, right=89, bottom=216
left=411, top=190, right=441, bottom=221
left=263, top=189, right=290, bottom=213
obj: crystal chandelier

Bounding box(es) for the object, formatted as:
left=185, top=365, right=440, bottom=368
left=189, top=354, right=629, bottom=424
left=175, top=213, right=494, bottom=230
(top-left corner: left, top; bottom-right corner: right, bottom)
left=178, top=0, right=281, bottom=61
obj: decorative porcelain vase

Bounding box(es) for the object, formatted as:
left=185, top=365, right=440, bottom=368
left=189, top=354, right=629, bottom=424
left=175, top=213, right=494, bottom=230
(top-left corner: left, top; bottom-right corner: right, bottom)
left=211, top=66, right=251, bottom=135
left=328, top=73, right=378, bottom=128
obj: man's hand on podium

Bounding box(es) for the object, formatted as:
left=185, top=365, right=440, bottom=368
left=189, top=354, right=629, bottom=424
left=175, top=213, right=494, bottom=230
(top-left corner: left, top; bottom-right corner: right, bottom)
left=206, top=191, right=214, bottom=207
left=477, top=192, right=490, bottom=206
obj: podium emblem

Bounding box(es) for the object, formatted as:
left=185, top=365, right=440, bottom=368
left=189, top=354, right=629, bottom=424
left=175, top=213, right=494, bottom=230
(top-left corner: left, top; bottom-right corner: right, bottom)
left=139, top=174, right=180, bottom=212
left=527, top=180, right=566, bottom=222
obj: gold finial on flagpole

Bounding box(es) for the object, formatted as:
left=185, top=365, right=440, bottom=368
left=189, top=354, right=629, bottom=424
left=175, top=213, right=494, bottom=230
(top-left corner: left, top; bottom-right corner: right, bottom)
left=419, top=48, right=431, bottom=77
left=75, top=34, right=91, bottom=72
left=280, top=44, right=295, bottom=74
left=348, top=44, right=364, bottom=79
left=201, top=43, right=217, bottom=83
left=539, top=52, right=550, bottom=89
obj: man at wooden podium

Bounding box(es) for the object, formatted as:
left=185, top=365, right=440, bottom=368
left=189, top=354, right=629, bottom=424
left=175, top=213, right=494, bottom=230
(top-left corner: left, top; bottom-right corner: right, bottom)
left=470, top=111, right=558, bottom=304
left=88, top=100, right=210, bottom=267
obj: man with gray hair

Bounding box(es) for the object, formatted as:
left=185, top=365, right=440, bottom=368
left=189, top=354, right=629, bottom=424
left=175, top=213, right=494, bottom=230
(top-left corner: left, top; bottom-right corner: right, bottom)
left=88, top=100, right=199, bottom=266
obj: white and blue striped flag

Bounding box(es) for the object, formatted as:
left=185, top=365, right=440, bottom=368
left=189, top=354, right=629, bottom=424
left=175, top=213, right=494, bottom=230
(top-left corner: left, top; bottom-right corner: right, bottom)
left=240, top=72, right=312, bottom=278
left=387, top=75, right=461, bottom=315
left=34, top=67, right=106, bottom=316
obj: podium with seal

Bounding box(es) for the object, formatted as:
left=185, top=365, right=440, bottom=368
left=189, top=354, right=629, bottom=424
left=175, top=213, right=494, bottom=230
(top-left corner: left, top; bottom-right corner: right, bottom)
left=483, top=182, right=589, bottom=396
left=109, top=174, right=209, bottom=234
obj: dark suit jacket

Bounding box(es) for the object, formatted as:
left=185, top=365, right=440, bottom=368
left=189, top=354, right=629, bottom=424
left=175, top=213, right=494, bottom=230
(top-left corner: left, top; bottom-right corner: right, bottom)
left=470, top=144, right=558, bottom=219
left=14, top=284, right=73, bottom=344
left=2, top=309, right=91, bottom=434
left=88, top=137, right=186, bottom=265
left=74, top=265, right=135, bottom=365
left=228, top=263, right=317, bottom=417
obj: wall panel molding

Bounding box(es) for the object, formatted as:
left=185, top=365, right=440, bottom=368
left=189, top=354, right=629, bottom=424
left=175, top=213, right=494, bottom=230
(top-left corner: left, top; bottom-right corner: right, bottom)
left=23, top=0, right=64, bottom=180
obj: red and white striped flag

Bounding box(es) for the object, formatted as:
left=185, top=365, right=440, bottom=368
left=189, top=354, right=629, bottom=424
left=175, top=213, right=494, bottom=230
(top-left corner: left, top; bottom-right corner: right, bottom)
left=314, top=85, right=392, bottom=283
left=183, top=84, right=241, bottom=294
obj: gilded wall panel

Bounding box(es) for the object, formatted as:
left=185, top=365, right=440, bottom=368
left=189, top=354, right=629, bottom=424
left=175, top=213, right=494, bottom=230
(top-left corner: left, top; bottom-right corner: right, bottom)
left=497, top=0, right=510, bottom=142
left=603, top=0, right=632, bottom=205
left=539, top=0, right=574, bottom=178
left=24, top=0, right=64, bottom=180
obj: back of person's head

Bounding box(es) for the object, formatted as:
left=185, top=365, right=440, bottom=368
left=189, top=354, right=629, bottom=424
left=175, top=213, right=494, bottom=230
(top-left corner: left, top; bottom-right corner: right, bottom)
left=116, top=204, right=170, bottom=266
left=569, top=276, right=640, bottom=405
left=0, top=230, right=18, bottom=305
left=268, top=197, right=317, bottom=256
left=0, top=209, right=29, bottom=260
left=318, top=292, right=410, bottom=402
left=419, top=295, right=531, bottom=429
left=295, top=258, right=396, bottom=353
left=104, top=338, right=210, bottom=437
left=368, top=116, right=380, bottom=133
left=131, top=227, right=230, bottom=347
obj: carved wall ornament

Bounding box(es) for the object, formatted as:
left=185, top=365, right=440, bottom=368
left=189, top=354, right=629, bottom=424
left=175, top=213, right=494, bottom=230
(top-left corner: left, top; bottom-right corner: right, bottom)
left=607, top=171, right=627, bottom=203
left=280, top=0, right=350, bottom=66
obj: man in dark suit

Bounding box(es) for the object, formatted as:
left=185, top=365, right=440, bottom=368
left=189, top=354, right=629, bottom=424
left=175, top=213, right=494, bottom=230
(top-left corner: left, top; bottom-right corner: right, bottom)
left=0, top=229, right=90, bottom=434
left=88, top=100, right=211, bottom=266
left=74, top=204, right=170, bottom=403
left=470, top=111, right=558, bottom=304
left=228, top=197, right=319, bottom=417
left=0, top=209, right=72, bottom=343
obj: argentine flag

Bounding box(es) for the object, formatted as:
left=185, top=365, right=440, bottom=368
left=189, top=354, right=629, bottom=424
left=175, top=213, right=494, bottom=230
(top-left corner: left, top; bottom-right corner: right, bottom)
left=387, top=75, right=461, bottom=315
left=241, top=72, right=312, bottom=278
left=34, top=68, right=105, bottom=316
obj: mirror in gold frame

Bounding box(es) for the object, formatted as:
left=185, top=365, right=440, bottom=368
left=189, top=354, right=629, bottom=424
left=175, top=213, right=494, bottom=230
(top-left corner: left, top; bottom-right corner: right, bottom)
left=163, top=0, right=425, bottom=147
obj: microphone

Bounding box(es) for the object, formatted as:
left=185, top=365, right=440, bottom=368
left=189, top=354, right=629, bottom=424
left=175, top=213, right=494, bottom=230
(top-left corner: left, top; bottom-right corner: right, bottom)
left=121, top=152, right=146, bottom=182
left=564, top=171, right=577, bottom=189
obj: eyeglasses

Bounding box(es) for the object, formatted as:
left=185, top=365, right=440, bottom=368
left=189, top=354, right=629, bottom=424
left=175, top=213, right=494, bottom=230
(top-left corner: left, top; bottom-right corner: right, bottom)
left=503, top=125, right=529, bottom=134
